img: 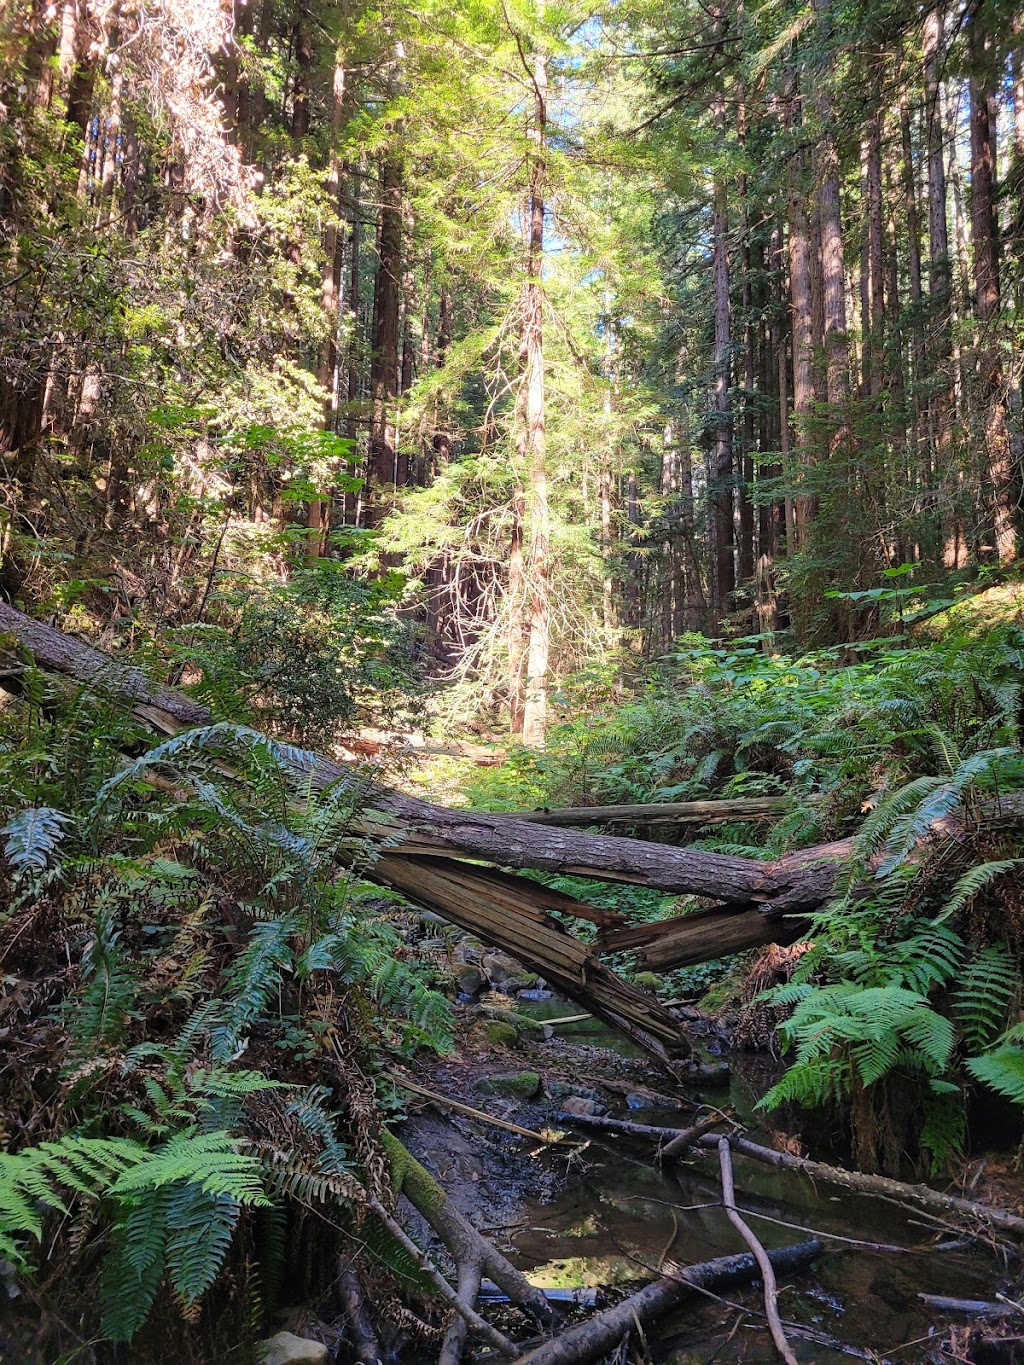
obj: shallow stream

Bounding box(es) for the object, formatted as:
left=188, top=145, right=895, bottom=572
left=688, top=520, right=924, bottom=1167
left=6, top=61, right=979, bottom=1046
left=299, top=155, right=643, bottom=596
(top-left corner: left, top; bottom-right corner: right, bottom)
left=505, top=1006, right=1011, bottom=1363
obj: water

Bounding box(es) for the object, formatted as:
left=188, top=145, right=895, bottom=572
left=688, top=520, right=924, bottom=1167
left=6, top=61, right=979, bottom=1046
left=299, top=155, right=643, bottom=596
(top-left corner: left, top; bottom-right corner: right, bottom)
left=504, top=1023, right=1005, bottom=1362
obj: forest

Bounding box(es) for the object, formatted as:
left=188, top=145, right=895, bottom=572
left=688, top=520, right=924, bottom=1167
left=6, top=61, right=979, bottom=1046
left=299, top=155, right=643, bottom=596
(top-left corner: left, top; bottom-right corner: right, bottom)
left=2, top=0, right=1024, bottom=1360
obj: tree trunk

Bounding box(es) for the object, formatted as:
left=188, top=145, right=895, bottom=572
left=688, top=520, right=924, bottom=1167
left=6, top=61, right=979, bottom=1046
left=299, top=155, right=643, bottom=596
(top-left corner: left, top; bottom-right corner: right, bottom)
left=709, top=86, right=734, bottom=627
left=365, top=156, right=403, bottom=525
left=969, top=37, right=1015, bottom=563
left=785, top=68, right=815, bottom=558
left=520, top=45, right=549, bottom=747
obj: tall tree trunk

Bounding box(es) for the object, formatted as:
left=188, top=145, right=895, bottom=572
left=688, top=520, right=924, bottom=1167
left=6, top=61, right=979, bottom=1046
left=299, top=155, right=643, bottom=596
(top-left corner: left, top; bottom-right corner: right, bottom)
left=310, top=34, right=349, bottom=557
left=970, top=37, right=1015, bottom=562
left=365, top=156, right=403, bottom=526
left=709, top=85, right=734, bottom=627
left=784, top=67, right=815, bottom=557
left=519, top=40, right=549, bottom=748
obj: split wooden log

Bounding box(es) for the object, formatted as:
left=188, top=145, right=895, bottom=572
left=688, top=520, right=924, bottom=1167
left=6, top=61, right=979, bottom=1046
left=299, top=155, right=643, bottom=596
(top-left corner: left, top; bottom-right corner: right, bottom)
left=512, top=1240, right=822, bottom=1365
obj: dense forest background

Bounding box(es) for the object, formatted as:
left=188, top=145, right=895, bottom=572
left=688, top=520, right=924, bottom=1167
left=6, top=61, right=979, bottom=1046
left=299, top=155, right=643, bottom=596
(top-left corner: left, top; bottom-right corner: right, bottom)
left=3, top=0, right=1022, bottom=748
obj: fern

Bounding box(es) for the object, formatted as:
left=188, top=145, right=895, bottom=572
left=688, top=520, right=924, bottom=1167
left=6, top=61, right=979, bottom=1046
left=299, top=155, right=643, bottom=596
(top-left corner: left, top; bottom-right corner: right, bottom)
left=953, top=947, right=1021, bottom=1050
left=966, top=1024, right=1024, bottom=1107
left=1, top=805, right=72, bottom=869
left=934, top=860, right=1024, bottom=924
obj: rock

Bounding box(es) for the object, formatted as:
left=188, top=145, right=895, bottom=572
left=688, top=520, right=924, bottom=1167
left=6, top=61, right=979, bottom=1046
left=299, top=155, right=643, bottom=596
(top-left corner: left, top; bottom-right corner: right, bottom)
left=456, top=964, right=486, bottom=996
left=476, top=1005, right=547, bottom=1039
left=561, top=1095, right=605, bottom=1117
left=258, top=1331, right=329, bottom=1365
left=476, top=1070, right=542, bottom=1100
left=481, top=950, right=520, bottom=987
left=517, top=988, right=554, bottom=1001
left=483, top=1022, right=519, bottom=1047
left=545, top=1081, right=602, bottom=1103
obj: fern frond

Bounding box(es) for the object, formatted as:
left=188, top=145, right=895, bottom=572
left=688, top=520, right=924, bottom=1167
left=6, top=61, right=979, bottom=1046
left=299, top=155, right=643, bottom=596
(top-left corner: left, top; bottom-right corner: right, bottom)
left=934, top=860, right=1024, bottom=924
left=1, top=806, right=72, bottom=869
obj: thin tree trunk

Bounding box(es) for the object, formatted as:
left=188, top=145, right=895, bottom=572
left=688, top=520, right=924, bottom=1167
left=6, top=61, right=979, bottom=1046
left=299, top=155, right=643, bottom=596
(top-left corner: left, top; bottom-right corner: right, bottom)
left=365, top=156, right=402, bottom=525
left=970, top=41, right=1015, bottom=562
left=709, top=90, right=734, bottom=626
left=520, top=41, right=549, bottom=747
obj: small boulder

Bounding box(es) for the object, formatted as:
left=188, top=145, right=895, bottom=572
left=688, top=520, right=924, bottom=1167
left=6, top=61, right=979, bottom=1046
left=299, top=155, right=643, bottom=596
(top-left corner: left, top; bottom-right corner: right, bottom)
left=476, top=1070, right=542, bottom=1100
left=561, top=1096, right=604, bottom=1117
left=483, top=1021, right=519, bottom=1048
left=259, top=1331, right=329, bottom=1365
left=456, top=964, right=486, bottom=996
left=546, top=1081, right=602, bottom=1103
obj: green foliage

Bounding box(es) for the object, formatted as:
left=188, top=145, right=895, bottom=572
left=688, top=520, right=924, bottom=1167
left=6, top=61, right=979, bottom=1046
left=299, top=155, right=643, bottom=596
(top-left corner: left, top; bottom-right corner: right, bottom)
left=0, top=690, right=452, bottom=1347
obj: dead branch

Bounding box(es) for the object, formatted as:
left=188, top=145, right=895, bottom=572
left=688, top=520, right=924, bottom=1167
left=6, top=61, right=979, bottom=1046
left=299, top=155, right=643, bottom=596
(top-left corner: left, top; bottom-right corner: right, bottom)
left=511, top=1240, right=822, bottom=1365
left=718, top=1137, right=799, bottom=1365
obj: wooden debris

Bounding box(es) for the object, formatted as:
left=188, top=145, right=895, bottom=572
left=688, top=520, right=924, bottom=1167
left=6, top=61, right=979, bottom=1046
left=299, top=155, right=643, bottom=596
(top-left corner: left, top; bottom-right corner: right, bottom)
left=511, top=1240, right=822, bottom=1365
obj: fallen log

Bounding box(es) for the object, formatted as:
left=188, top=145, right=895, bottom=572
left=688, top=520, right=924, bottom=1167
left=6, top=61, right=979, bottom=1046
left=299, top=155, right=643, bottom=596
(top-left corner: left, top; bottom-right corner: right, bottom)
left=509, top=798, right=794, bottom=827
left=512, top=1240, right=822, bottom=1365
left=0, top=602, right=845, bottom=912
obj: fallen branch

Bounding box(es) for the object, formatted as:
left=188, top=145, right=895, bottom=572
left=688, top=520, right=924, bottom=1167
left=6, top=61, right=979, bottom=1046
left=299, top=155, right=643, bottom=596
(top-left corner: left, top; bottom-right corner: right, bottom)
left=512, top=1240, right=822, bottom=1365
left=366, top=1193, right=518, bottom=1357
left=718, top=1137, right=798, bottom=1365
left=336, top=1254, right=384, bottom=1365
left=394, top=1075, right=572, bottom=1145
left=659, top=1111, right=734, bottom=1160
left=918, top=1294, right=1017, bottom=1318
left=383, top=1132, right=554, bottom=1326
left=695, top=1134, right=1024, bottom=1240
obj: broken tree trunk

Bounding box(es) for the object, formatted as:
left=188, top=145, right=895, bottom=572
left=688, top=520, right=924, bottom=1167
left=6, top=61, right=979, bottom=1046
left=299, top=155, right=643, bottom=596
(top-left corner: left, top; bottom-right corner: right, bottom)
left=0, top=602, right=844, bottom=911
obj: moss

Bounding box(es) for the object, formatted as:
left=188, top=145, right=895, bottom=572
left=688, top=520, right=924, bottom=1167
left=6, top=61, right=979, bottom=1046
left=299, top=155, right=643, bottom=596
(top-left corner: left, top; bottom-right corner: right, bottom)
left=631, top=971, right=662, bottom=993
left=381, top=1130, right=446, bottom=1214
left=483, top=1022, right=520, bottom=1048
left=476, top=1070, right=542, bottom=1100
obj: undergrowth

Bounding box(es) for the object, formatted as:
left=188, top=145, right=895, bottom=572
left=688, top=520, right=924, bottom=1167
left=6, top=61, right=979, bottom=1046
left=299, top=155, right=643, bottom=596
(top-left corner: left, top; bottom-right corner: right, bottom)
left=0, top=671, right=452, bottom=1358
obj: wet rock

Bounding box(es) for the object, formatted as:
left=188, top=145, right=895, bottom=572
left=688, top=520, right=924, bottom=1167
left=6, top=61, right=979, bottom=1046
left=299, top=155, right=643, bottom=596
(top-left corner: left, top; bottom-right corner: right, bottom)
left=476, top=1005, right=547, bottom=1039
left=258, top=1331, right=329, bottom=1365
left=476, top=1070, right=542, bottom=1100
left=561, top=1095, right=605, bottom=1117
left=546, top=1081, right=603, bottom=1103
left=517, top=988, right=554, bottom=1001
left=503, top=973, right=539, bottom=994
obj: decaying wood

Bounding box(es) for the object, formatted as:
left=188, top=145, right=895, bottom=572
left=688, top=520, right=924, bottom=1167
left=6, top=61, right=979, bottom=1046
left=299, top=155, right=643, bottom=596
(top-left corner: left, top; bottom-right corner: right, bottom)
left=512, top=1240, right=822, bottom=1365
left=509, top=797, right=793, bottom=826
left=718, top=1137, right=798, bottom=1365
left=374, top=856, right=690, bottom=1058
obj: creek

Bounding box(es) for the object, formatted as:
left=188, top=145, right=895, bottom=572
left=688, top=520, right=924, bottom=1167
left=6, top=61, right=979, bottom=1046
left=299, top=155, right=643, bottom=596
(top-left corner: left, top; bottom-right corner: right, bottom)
left=502, top=1005, right=1011, bottom=1363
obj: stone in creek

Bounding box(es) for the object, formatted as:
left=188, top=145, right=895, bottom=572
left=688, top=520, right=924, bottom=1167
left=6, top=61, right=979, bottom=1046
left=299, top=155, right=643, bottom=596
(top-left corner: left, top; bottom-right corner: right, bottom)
left=258, top=1332, right=329, bottom=1365
left=561, top=1095, right=606, bottom=1117
left=517, top=988, right=554, bottom=1001
left=476, top=1070, right=542, bottom=1100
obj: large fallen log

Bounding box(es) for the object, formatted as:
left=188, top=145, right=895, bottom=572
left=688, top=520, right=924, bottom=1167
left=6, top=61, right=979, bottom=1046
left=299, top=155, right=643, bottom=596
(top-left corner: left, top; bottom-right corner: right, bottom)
left=0, top=602, right=844, bottom=914
left=508, top=797, right=794, bottom=826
